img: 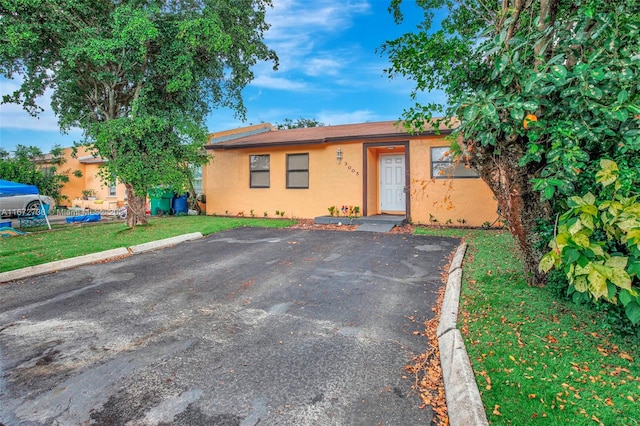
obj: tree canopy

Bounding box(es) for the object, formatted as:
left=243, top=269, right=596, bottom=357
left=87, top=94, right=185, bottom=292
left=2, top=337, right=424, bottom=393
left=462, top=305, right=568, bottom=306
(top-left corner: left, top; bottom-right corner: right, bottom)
left=383, top=0, right=640, bottom=324
left=0, top=0, right=278, bottom=225
left=383, top=0, right=640, bottom=277
left=274, top=117, right=324, bottom=129
left=0, top=145, right=77, bottom=203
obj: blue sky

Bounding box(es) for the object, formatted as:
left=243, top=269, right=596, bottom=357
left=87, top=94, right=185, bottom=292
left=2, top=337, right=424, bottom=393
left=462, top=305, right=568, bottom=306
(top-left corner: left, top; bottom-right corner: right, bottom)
left=0, top=0, right=444, bottom=154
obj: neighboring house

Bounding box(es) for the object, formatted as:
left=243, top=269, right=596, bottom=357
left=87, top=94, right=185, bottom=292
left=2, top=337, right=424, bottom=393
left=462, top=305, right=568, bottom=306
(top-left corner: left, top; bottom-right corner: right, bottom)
left=204, top=121, right=498, bottom=227
left=49, top=146, right=127, bottom=210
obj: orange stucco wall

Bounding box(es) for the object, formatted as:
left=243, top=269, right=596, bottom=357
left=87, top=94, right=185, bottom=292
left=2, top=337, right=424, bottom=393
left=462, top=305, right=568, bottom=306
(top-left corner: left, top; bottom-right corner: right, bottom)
left=408, top=137, right=497, bottom=227
left=55, top=146, right=127, bottom=210
left=205, top=135, right=498, bottom=226
left=57, top=147, right=85, bottom=204
left=206, top=142, right=364, bottom=218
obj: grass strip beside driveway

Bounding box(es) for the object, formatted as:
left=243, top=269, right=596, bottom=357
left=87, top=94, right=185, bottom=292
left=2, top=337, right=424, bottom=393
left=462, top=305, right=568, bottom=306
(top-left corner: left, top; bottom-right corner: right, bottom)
left=0, top=216, right=295, bottom=273
left=416, top=227, right=640, bottom=425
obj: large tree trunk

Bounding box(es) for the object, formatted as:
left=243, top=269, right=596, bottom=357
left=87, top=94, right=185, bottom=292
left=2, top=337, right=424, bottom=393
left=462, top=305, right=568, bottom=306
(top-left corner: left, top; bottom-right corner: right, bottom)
left=125, top=183, right=148, bottom=227
left=474, top=143, right=551, bottom=286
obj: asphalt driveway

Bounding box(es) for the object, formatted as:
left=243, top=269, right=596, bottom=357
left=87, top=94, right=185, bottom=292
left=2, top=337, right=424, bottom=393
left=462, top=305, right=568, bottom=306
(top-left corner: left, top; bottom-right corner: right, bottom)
left=0, top=227, right=459, bottom=425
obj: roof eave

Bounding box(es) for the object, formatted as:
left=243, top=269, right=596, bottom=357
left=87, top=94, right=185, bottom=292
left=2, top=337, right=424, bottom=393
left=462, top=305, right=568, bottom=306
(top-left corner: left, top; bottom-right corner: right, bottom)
left=205, top=128, right=452, bottom=151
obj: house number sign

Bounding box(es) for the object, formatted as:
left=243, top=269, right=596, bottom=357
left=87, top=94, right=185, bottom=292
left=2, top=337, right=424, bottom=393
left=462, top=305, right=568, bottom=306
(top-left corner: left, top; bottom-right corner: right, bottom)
left=343, top=161, right=360, bottom=176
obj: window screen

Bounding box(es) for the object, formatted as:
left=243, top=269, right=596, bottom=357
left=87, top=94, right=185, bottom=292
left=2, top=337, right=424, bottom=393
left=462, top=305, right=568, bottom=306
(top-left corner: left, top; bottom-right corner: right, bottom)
left=431, top=147, right=479, bottom=179
left=286, top=153, right=309, bottom=188
left=250, top=155, right=270, bottom=188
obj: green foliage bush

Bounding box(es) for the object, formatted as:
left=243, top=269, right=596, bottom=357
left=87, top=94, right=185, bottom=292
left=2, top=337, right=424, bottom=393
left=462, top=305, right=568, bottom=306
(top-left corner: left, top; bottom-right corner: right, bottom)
left=543, top=269, right=571, bottom=300
left=594, top=300, right=640, bottom=338
left=0, top=145, right=72, bottom=202
left=382, top=0, right=640, bottom=285
left=544, top=268, right=639, bottom=336
left=540, top=160, right=640, bottom=326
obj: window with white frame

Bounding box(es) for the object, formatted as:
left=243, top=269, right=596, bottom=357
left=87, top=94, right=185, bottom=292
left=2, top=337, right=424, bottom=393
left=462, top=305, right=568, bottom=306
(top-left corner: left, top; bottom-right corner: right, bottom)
left=191, top=165, right=203, bottom=194
left=431, top=147, right=479, bottom=179
left=250, top=155, right=270, bottom=188
left=286, top=153, right=309, bottom=189
left=109, top=175, right=117, bottom=196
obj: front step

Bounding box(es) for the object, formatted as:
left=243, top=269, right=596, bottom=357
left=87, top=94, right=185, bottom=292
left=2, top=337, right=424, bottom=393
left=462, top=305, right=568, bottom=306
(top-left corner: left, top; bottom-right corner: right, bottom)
left=354, top=222, right=396, bottom=233
left=314, top=215, right=406, bottom=232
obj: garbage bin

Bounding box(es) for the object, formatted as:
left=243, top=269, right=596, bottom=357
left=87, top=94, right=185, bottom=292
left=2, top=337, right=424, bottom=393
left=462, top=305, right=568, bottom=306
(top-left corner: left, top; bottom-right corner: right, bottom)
left=149, top=188, right=173, bottom=216
left=172, top=195, right=188, bottom=215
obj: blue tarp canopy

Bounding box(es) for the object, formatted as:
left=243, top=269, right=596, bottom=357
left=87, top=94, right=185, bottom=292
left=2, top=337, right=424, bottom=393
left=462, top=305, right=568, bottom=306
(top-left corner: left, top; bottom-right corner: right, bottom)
left=0, top=179, right=51, bottom=229
left=0, top=179, right=39, bottom=196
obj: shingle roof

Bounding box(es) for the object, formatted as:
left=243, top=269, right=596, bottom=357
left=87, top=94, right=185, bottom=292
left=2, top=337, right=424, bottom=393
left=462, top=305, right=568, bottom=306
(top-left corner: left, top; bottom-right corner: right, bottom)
left=205, top=120, right=455, bottom=150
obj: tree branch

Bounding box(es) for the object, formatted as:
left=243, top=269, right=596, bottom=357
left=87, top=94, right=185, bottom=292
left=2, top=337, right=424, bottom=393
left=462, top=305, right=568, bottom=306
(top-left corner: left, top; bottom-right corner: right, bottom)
left=506, top=0, right=524, bottom=41
left=534, top=0, right=559, bottom=70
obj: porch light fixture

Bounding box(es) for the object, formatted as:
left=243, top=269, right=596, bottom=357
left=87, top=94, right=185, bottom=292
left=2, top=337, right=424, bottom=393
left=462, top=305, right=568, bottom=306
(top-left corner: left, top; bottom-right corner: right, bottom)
left=336, top=147, right=343, bottom=162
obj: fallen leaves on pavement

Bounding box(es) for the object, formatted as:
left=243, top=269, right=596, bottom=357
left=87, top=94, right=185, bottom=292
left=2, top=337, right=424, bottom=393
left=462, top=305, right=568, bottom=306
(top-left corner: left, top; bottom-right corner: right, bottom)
left=404, top=282, right=449, bottom=425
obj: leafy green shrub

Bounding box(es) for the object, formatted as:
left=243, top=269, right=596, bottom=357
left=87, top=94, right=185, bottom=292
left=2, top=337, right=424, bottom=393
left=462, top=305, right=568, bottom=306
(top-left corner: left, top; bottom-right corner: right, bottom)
left=0, top=145, right=74, bottom=203
left=540, top=160, right=640, bottom=326
left=544, top=269, right=571, bottom=300
left=593, top=300, right=640, bottom=337
left=545, top=269, right=639, bottom=336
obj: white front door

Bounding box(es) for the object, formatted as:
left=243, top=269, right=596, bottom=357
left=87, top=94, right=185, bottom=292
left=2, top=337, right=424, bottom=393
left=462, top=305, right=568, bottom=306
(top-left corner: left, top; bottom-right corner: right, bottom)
left=380, top=154, right=406, bottom=212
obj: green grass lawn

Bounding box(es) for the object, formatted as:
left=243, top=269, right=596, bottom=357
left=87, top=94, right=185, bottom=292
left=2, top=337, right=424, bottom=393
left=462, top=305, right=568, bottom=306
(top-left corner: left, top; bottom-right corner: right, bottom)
left=0, top=216, right=295, bottom=272
left=416, top=227, right=640, bottom=425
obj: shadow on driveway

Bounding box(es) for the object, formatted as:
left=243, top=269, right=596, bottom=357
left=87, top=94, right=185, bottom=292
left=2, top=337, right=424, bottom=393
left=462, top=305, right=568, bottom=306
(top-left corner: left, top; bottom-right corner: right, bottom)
left=0, top=227, right=459, bottom=425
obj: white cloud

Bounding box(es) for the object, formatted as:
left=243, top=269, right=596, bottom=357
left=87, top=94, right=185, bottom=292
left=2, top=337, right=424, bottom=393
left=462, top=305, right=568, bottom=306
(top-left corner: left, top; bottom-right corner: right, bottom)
left=0, top=78, right=61, bottom=132
left=254, top=0, right=371, bottom=84
left=251, top=75, right=308, bottom=91
left=0, top=102, right=61, bottom=132
left=317, top=109, right=380, bottom=125
left=304, top=57, right=344, bottom=77
left=266, top=0, right=370, bottom=41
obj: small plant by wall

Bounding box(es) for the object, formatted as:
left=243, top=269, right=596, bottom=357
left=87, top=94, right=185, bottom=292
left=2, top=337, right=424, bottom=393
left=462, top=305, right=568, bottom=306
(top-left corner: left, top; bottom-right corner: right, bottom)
left=338, top=205, right=360, bottom=218
left=82, top=189, right=96, bottom=200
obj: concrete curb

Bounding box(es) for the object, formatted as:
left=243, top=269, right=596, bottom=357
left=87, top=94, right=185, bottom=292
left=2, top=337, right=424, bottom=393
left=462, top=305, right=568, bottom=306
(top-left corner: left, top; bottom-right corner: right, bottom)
left=438, top=242, right=489, bottom=426
left=0, top=248, right=130, bottom=283
left=436, top=268, right=462, bottom=337
left=0, top=232, right=204, bottom=283
left=448, top=242, right=467, bottom=273
left=128, top=232, right=203, bottom=254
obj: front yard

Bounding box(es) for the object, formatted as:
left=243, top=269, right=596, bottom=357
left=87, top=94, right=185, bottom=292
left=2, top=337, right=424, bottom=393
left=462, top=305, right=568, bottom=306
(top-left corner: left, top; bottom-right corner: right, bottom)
left=2, top=218, right=638, bottom=424
left=417, top=227, right=640, bottom=425
left=0, top=216, right=295, bottom=272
